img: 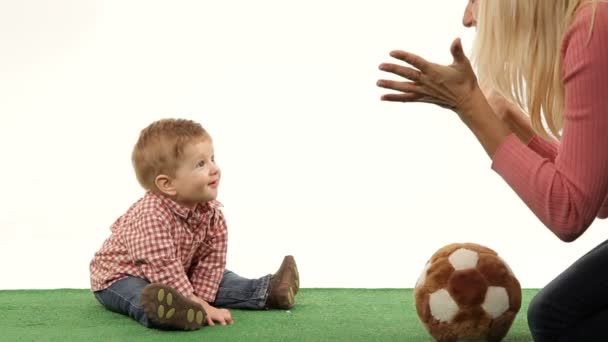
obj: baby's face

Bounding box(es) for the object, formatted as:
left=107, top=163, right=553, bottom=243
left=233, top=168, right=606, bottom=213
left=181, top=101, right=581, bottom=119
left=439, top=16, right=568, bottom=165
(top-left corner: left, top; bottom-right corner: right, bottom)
left=172, top=139, right=221, bottom=208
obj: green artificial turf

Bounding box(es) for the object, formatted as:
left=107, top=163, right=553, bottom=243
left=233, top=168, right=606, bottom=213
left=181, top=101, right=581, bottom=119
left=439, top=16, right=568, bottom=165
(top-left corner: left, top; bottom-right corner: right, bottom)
left=0, top=289, right=536, bottom=341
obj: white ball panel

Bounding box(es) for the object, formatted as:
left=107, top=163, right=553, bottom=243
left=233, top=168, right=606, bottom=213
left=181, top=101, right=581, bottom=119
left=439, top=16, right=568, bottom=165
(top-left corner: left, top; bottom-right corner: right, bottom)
left=482, top=286, right=509, bottom=319
left=448, top=248, right=479, bottom=270
left=429, top=289, right=459, bottom=323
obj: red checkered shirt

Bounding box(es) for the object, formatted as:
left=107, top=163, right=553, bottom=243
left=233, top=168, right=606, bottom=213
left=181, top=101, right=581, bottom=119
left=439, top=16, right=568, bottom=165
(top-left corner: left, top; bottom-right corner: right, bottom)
left=89, top=191, right=228, bottom=302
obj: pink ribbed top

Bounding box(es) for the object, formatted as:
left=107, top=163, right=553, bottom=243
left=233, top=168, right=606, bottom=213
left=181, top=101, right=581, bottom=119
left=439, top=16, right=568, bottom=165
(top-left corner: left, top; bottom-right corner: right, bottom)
left=491, top=2, right=608, bottom=241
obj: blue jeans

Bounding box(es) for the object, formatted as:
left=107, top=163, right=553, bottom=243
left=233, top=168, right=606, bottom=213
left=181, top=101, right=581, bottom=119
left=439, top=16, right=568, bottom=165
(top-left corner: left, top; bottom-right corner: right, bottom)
left=94, top=270, right=271, bottom=328
left=528, top=238, right=608, bottom=341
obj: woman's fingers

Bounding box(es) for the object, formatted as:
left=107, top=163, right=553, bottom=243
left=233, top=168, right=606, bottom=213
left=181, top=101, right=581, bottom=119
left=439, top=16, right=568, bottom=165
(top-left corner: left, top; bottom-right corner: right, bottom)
left=378, top=63, right=422, bottom=82
left=388, top=50, right=431, bottom=73
left=377, top=79, right=437, bottom=102
left=377, top=42, right=473, bottom=109
left=378, top=49, right=434, bottom=83
left=380, top=93, right=424, bottom=102
left=377, top=39, right=478, bottom=112
left=449, top=38, right=467, bottom=63
left=376, top=79, right=425, bottom=94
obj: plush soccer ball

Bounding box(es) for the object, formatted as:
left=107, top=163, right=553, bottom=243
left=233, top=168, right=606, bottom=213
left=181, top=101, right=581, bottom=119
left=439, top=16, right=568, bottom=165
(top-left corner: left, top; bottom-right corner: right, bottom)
left=414, top=243, right=521, bottom=342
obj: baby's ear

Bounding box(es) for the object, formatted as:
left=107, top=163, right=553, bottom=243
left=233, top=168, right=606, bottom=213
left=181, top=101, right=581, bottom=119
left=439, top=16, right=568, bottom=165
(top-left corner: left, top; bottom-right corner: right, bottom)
left=154, top=174, right=176, bottom=196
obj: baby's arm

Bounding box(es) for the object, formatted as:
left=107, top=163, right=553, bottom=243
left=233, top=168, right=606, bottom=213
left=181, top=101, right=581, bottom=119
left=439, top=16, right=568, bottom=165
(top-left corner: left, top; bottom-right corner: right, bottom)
left=189, top=208, right=229, bottom=324
left=123, top=215, right=194, bottom=297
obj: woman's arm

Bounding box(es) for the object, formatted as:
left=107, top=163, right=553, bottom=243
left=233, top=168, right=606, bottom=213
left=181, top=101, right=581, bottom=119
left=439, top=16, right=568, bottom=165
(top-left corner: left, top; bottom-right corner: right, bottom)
left=482, top=83, right=559, bottom=160
left=377, top=4, right=608, bottom=241
left=491, top=4, right=608, bottom=241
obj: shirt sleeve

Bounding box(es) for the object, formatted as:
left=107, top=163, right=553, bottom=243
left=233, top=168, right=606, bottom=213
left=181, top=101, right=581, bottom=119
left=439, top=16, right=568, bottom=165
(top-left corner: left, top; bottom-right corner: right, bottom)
left=189, top=209, right=228, bottom=302
left=491, top=5, right=608, bottom=241
left=526, top=135, right=558, bottom=162
left=123, top=214, right=194, bottom=297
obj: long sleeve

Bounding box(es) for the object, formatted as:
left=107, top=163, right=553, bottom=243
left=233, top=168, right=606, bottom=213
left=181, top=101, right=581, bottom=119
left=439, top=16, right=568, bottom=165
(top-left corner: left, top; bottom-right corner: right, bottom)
left=491, top=4, right=608, bottom=241
left=189, top=209, right=228, bottom=302
left=124, top=215, right=194, bottom=297
left=526, top=135, right=558, bottom=162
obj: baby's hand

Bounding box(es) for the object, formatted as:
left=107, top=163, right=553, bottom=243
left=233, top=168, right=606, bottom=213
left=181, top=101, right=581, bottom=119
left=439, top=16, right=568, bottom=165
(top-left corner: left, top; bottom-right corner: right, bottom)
left=189, top=295, right=234, bottom=326
left=202, top=305, right=234, bottom=326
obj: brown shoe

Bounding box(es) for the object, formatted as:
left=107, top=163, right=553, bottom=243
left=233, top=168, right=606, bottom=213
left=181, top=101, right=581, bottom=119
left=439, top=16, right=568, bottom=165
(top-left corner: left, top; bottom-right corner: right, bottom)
left=266, top=255, right=299, bottom=309
left=140, top=283, right=206, bottom=330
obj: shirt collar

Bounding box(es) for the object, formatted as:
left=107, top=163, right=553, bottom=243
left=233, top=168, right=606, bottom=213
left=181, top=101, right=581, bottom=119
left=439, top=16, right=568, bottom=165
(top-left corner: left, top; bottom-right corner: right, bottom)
left=148, top=191, right=223, bottom=223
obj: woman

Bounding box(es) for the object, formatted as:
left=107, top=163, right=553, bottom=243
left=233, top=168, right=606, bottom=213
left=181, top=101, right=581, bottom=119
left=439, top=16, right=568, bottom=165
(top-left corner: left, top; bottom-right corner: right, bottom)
left=377, top=0, right=608, bottom=340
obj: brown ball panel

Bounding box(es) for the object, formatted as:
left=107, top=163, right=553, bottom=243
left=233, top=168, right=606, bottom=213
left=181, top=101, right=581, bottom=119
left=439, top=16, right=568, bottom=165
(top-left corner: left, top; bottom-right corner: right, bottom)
left=414, top=287, right=432, bottom=323
left=424, top=258, right=455, bottom=293
left=427, top=308, right=492, bottom=342
left=451, top=306, right=492, bottom=339
left=455, top=305, right=491, bottom=325
left=427, top=319, right=463, bottom=342
left=447, top=269, right=488, bottom=306
left=504, top=276, right=522, bottom=312
left=477, top=254, right=513, bottom=285
left=487, top=311, right=516, bottom=342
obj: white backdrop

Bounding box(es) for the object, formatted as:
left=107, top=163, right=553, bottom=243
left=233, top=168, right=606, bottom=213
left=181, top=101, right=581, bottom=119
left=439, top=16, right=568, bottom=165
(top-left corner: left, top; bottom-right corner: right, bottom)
left=1, top=0, right=607, bottom=290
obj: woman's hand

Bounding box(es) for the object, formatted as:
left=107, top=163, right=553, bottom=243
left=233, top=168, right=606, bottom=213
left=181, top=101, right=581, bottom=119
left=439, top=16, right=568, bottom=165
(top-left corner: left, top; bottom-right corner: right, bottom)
left=377, top=38, right=512, bottom=157
left=479, top=80, right=511, bottom=121
left=377, top=38, right=480, bottom=118
left=479, top=80, right=538, bottom=144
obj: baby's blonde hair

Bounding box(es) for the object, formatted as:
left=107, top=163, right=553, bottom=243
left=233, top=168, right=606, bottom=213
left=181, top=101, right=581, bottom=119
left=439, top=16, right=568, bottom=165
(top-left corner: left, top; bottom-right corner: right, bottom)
left=472, top=0, right=602, bottom=139
left=132, top=118, right=210, bottom=191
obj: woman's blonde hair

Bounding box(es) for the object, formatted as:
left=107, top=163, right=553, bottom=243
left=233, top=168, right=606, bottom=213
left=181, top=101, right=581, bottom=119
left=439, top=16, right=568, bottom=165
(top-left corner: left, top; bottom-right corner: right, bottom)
left=132, top=118, right=210, bottom=191
left=472, top=0, right=602, bottom=139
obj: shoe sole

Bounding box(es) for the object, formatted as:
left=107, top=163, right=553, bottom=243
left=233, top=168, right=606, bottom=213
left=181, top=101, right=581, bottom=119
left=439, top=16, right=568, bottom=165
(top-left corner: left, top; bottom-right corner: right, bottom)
left=140, top=283, right=206, bottom=330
